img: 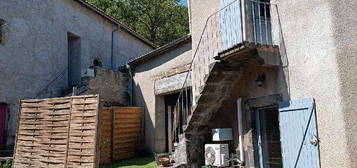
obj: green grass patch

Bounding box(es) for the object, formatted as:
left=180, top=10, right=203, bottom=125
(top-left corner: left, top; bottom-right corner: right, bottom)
left=101, top=156, right=156, bottom=168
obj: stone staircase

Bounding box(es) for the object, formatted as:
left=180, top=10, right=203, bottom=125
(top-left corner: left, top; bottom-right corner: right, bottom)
left=182, top=43, right=280, bottom=167
left=187, top=43, right=279, bottom=134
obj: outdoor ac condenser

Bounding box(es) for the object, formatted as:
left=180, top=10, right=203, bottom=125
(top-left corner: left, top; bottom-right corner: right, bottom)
left=204, top=144, right=229, bottom=167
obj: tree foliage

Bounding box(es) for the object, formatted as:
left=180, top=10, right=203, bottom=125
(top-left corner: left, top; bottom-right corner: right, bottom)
left=87, top=0, right=189, bottom=46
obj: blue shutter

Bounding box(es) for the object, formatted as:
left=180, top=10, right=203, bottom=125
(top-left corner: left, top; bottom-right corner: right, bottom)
left=278, top=98, right=321, bottom=168
left=220, top=0, right=243, bottom=50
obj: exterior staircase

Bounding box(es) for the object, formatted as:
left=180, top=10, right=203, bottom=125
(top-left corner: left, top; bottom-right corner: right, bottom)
left=185, top=43, right=280, bottom=166
left=186, top=43, right=280, bottom=134
left=170, top=0, right=284, bottom=166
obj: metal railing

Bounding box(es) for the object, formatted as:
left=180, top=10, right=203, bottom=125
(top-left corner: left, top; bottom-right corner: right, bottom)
left=251, top=0, right=272, bottom=45
left=35, top=67, right=68, bottom=98
left=170, top=0, right=282, bottom=143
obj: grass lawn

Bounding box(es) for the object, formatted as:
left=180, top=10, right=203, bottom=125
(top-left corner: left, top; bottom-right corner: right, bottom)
left=101, top=156, right=156, bottom=168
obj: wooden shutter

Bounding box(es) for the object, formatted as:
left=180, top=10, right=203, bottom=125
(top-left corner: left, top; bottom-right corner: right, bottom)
left=278, top=98, right=321, bottom=168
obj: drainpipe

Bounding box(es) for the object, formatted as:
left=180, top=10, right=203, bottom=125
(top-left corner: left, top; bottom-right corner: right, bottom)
left=111, top=25, right=120, bottom=70
left=126, top=64, right=133, bottom=106
left=237, top=98, right=245, bottom=165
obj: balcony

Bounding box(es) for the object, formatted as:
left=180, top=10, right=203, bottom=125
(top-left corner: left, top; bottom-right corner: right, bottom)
left=190, top=0, right=281, bottom=106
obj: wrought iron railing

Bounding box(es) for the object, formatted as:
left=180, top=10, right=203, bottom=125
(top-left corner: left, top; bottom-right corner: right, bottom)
left=35, top=67, right=68, bottom=98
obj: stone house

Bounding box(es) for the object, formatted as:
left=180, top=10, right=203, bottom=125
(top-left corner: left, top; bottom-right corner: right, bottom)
left=0, top=0, right=155, bottom=152
left=127, top=35, right=192, bottom=153
left=127, top=0, right=356, bottom=168
left=0, top=0, right=355, bottom=167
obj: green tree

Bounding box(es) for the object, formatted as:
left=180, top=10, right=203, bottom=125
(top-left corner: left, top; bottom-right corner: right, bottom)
left=88, top=0, right=189, bottom=46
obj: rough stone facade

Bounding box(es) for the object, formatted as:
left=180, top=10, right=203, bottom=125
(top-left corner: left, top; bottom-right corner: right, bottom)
left=0, top=0, right=153, bottom=149
left=82, top=67, right=129, bottom=106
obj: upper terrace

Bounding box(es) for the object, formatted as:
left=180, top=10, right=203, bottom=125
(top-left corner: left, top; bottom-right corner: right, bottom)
left=190, top=0, right=282, bottom=104
left=173, top=0, right=283, bottom=128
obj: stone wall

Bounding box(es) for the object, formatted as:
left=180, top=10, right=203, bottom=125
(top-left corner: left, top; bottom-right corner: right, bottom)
left=82, top=68, right=129, bottom=106
left=0, top=0, right=153, bottom=149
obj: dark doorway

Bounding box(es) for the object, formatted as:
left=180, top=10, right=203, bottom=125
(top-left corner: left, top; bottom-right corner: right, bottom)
left=164, top=89, right=192, bottom=153
left=255, top=106, right=283, bottom=168
left=0, top=103, right=7, bottom=149
left=67, top=32, right=81, bottom=87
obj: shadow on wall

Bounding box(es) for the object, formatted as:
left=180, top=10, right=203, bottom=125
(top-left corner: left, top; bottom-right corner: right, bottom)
left=133, top=83, right=155, bottom=154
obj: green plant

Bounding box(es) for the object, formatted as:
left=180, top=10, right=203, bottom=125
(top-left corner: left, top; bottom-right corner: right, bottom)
left=101, top=156, right=155, bottom=168
left=154, top=153, right=169, bottom=165
left=87, top=0, right=189, bottom=45
left=0, top=160, right=12, bottom=168
left=201, top=165, right=213, bottom=168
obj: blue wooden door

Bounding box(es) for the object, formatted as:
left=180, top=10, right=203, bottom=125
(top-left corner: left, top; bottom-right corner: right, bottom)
left=278, top=98, right=321, bottom=168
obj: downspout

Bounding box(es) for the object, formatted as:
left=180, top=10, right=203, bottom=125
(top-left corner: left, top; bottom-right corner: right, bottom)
left=237, top=98, right=245, bottom=165
left=126, top=64, right=133, bottom=106
left=111, top=25, right=120, bottom=70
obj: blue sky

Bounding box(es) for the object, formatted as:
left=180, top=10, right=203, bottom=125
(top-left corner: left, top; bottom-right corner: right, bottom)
left=179, top=0, right=187, bottom=6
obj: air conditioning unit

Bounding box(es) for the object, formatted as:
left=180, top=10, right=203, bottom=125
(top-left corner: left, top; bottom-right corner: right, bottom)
left=212, top=128, right=233, bottom=141
left=205, top=144, right=229, bottom=167
left=81, top=68, right=95, bottom=77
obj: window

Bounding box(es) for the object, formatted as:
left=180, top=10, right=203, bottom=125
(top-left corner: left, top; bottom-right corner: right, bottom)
left=252, top=0, right=272, bottom=44
left=0, top=19, right=6, bottom=44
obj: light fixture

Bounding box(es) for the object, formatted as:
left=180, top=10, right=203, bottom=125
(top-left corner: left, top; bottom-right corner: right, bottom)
left=255, top=74, right=266, bottom=87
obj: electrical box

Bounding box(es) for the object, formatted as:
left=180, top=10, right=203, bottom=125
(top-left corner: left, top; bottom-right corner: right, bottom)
left=212, top=128, right=233, bottom=141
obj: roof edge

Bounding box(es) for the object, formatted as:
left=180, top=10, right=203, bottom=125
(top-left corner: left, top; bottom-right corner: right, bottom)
left=75, top=0, right=157, bottom=48
left=128, top=35, right=192, bottom=66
